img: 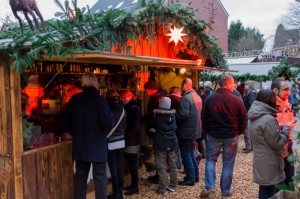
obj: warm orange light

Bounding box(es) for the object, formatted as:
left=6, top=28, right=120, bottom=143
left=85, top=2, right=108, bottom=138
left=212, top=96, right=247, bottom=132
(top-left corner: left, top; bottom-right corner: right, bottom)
left=197, top=59, right=203, bottom=66
left=179, top=68, right=187, bottom=74
left=166, top=26, right=187, bottom=45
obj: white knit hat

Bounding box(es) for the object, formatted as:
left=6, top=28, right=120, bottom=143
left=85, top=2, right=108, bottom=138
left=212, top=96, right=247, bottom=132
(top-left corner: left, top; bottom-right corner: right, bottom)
left=159, top=97, right=171, bottom=109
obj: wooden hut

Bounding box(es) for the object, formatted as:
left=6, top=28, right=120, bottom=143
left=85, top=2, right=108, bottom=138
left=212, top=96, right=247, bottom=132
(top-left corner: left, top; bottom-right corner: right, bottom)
left=0, top=1, right=232, bottom=198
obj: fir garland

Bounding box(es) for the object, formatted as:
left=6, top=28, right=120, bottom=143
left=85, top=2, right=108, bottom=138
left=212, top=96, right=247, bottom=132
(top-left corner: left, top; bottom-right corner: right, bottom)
left=0, top=0, right=226, bottom=73
left=199, top=59, right=300, bottom=83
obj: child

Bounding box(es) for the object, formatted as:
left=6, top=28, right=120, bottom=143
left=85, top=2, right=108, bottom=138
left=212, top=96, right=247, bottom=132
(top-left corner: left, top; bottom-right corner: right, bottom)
left=149, top=96, right=178, bottom=195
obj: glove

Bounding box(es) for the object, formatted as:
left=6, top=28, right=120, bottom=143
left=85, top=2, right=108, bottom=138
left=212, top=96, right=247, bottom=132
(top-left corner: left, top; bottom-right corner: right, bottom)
left=288, top=141, right=293, bottom=154
left=281, top=125, right=291, bottom=139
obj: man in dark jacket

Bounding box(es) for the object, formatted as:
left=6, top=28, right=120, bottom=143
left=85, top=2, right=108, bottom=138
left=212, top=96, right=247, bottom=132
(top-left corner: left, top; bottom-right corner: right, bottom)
left=242, top=80, right=256, bottom=153
left=64, top=73, right=115, bottom=199
left=176, top=78, right=202, bottom=186
left=201, top=75, right=247, bottom=197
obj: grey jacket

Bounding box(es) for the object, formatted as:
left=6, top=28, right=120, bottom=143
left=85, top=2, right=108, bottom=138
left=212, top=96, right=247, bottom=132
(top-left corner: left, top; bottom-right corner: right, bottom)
left=248, top=100, right=290, bottom=185
left=176, top=89, right=202, bottom=139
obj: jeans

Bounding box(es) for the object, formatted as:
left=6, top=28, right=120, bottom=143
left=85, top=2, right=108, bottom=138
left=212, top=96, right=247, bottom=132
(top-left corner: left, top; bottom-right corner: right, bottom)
left=155, top=150, right=178, bottom=192
left=205, top=134, right=238, bottom=195
left=259, top=185, right=276, bottom=199
left=180, top=139, right=198, bottom=182
left=124, top=152, right=139, bottom=189
left=108, top=148, right=124, bottom=198
left=74, top=161, right=107, bottom=199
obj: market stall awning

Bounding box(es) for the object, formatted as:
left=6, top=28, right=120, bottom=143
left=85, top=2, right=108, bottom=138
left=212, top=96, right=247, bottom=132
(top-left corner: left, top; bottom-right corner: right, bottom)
left=41, top=51, right=237, bottom=73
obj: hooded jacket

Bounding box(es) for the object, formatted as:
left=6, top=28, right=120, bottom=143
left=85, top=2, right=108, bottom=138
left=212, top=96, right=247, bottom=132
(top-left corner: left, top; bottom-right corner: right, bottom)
left=248, top=100, right=290, bottom=185
left=275, top=96, right=295, bottom=158
left=150, top=109, right=177, bottom=152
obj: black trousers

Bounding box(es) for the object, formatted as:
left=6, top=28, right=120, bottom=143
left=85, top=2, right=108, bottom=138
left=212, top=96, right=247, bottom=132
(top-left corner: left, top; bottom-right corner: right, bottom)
left=74, top=161, right=107, bottom=199
left=284, top=156, right=295, bottom=187
left=124, top=152, right=139, bottom=189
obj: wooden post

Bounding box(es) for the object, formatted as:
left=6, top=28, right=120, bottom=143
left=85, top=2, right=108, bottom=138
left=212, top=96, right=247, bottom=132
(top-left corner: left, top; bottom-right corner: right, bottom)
left=10, top=59, right=23, bottom=199
left=0, top=54, right=23, bottom=199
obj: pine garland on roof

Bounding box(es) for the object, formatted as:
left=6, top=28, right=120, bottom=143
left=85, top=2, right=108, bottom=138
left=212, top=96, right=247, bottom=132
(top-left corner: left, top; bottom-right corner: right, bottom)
left=0, top=0, right=226, bottom=73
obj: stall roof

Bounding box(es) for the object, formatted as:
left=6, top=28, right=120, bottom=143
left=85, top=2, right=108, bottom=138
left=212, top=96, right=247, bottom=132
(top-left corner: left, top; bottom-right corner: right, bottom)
left=228, top=62, right=279, bottom=75
left=41, top=51, right=237, bottom=72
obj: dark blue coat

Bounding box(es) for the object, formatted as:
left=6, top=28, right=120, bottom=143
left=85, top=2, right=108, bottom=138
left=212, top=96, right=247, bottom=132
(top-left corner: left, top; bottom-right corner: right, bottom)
left=64, top=86, right=115, bottom=162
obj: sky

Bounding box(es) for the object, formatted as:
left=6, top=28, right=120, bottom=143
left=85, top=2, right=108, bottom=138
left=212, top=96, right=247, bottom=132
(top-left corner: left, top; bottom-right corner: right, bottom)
left=0, top=0, right=296, bottom=49
left=221, top=0, right=295, bottom=49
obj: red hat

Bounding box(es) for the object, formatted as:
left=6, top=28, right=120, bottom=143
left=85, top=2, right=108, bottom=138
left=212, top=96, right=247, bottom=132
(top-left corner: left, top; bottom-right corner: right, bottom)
left=144, top=80, right=158, bottom=90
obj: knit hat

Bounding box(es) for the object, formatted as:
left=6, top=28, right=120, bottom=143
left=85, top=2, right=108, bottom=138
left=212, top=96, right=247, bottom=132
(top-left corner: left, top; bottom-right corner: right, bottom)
left=159, top=97, right=171, bottom=109
left=204, top=81, right=212, bottom=87
left=144, top=80, right=158, bottom=90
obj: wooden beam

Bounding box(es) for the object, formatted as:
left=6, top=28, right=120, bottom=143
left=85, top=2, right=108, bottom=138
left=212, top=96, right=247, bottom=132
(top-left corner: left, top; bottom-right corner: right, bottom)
left=9, top=60, right=23, bottom=199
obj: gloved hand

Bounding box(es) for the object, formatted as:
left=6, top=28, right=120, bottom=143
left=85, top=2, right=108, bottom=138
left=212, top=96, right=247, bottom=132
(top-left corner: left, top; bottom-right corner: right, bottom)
left=281, top=125, right=291, bottom=139
left=288, top=141, right=293, bottom=154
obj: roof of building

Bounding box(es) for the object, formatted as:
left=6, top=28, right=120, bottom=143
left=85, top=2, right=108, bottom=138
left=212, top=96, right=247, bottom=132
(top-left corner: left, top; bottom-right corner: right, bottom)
left=90, top=0, right=168, bottom=13
left=218, top=0, right=229, bottom=17
left=228, top=62, right=279, bottom=75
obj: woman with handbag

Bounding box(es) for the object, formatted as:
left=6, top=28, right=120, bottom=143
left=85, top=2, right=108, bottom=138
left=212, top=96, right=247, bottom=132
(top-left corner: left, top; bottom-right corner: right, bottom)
left=106, top=90, right=127, bottom=199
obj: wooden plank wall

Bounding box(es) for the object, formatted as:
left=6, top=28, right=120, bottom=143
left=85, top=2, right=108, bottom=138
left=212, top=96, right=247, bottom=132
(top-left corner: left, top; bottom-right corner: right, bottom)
left=0, top=55, right=14, bottom=199
left=22, top=142, right=73, bottom=199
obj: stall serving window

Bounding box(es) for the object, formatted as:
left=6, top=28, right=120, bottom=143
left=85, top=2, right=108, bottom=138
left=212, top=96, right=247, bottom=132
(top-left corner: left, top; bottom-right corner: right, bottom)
left=21, top=61, right=138, bottom=150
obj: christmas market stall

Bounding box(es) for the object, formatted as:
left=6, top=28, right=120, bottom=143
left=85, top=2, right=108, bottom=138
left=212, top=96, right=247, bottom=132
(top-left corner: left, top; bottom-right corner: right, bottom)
left=0, top=1, right=229, bottom=199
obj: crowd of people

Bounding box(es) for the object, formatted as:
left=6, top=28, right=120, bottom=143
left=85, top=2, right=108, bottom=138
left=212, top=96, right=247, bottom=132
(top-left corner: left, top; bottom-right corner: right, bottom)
left=64, top=73, right=298, bottom=199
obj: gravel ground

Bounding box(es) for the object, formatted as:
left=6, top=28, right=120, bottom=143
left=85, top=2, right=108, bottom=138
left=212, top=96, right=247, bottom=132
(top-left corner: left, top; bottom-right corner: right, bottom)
left=124, top=136, right=258, bottom=199
left=86, top=116, right=300, bottom=199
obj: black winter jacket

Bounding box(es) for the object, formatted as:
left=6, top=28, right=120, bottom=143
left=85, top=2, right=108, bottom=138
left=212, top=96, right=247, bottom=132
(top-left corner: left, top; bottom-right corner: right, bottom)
left=124, top=100, right=141, bottom=147
left=106, top=96, right=127, bottom=147
left=150, top=109, right=177, bottom=152
left=64, top=86, right=115, bottom=162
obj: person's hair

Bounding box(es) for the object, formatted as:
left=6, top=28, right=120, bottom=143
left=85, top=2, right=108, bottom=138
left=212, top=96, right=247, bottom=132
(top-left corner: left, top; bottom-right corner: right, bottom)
left=218, top=74, right=233, bottom=88
left=169, top=86, right=180, bottom=95
left=198, top=86, right=206, bottom=92
left=105, top=90, right=119, bottom=99
left=256, top=89, right=277, bottom=108
left=271, top=78, right=285, bottom=90
left=120, top=90, right=134, bottom=99
left=81, top=73, right=99, bottom=89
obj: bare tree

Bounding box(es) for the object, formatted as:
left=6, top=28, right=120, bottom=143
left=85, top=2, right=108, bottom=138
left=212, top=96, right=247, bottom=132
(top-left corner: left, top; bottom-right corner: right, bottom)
left=281, top=1, right=300, bottom=28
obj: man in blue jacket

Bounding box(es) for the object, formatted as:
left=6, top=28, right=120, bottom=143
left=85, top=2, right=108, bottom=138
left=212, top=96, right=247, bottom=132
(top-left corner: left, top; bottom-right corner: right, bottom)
left=64, top=73, right=115, bottom=199
left=201, top=75, right=247, bottom=197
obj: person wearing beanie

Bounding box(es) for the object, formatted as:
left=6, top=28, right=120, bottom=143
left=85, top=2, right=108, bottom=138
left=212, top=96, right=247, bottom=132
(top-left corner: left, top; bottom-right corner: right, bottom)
left=149, top=96, right=178, bottom=195
left=144, top=79, right=162, bottom=184
left=204, top=81, right=214, bottom=96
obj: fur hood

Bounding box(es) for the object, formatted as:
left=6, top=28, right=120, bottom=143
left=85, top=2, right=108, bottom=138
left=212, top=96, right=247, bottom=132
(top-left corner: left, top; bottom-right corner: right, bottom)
left=153, top=109, right=176, bottom=115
